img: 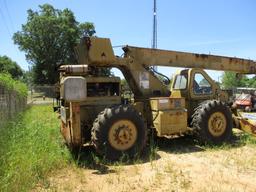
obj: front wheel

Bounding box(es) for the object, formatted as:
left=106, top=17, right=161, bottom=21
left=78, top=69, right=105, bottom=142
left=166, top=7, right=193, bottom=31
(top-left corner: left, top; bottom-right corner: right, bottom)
left=91, top=105, right=146, bottom=160
left=191, top=100, right=232, bottom=144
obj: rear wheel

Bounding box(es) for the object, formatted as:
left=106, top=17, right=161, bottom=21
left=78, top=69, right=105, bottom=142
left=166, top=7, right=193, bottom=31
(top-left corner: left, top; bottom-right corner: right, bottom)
left=91, top=105, right=146, bottom=160
left=191, top=100, right=232, bottom=144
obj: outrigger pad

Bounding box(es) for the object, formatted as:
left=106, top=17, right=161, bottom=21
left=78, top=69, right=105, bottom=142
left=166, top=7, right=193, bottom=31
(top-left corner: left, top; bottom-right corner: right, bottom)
left=238, top=112, right=256, bottom=136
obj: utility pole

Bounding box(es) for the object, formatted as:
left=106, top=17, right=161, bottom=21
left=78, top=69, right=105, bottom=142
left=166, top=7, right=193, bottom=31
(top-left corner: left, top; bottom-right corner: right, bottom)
left=152, top=0, right=158, bottom=71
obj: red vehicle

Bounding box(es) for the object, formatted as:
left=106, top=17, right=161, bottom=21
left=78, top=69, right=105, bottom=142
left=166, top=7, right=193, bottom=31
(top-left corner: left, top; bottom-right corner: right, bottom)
left=235, top=93, right=255, bottom=112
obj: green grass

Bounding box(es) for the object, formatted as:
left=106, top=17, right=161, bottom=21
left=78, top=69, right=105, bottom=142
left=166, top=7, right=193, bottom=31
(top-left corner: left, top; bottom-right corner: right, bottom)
left=239, top=132, right=256, bottom=145
left=0, top=105, right=73, bottom=192
left=0, top=72, right=28, bottom=97
left=199, top=130, right=256, bottom=151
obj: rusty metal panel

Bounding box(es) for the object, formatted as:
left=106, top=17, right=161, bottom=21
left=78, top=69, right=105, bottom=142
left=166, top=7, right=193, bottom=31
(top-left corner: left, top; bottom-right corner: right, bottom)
left=237, top=112, right=256, bottom=137
left=150, top=97, right=185, bottom=111
left=239, top=118, right=256, bottom=137
left=76, top=37, right=116, bottom=65
left=60, top=76, right=87, bottom=101
left=125, top=46, right=256, bottom=74
left=153, top=109, right=188, bottom=136
left=70, top=102, right=82, bottom=146
left=60, top=120, right=71, bottom=145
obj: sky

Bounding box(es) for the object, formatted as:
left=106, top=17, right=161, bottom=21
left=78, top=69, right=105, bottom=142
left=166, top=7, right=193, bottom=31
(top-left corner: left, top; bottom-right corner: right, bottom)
left=0, top=0, right=255, bottom=81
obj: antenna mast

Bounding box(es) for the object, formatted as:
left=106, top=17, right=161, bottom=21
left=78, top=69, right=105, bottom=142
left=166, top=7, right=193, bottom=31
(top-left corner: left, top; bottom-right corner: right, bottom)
left=152, top=0, right=158, bottom=71
left=152, top=0, right=157, bottom=49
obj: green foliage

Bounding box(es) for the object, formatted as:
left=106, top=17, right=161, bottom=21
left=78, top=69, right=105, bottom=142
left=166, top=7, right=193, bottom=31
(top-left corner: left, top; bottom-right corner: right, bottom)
left=240, top=133, right=256, bottom=145
left=88, top=66, right=112, bottom=77
left=13, top=4, right=96, bottom=85
left=79, top=22, right=96, bottom=37
left=20, top=70, right=33, bottom=87
left=221, top=72, right=244, bottom=88
left=221, top=71, right=256, bottom=88
left=121, top=78, right=129, bottom=91
left=0, top=73, right=28, bottom=97
left=240, top=76, right=256, bottom=88
left=0, top=55, right=23, bottom=79
left=0, top=105, right=73, bottom=191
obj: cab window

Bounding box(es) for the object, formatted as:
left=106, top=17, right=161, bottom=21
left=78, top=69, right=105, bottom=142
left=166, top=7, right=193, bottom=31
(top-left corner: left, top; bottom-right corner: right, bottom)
left=173, top=74, right=187, bottom=90
left=193, top=73, right=212, bottom=95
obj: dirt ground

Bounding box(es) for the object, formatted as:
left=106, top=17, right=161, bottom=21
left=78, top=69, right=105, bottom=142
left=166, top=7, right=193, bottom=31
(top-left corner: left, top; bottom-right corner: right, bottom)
left=35, top=134, right=256, bottom=192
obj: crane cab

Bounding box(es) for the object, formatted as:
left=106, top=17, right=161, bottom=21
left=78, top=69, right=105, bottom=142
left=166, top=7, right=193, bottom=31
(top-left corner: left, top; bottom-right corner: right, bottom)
left=170, top=68, right=228, bottom=117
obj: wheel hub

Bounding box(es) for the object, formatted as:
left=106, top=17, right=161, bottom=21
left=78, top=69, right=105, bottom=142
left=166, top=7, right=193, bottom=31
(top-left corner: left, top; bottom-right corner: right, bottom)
left=108, top=120, right=138, bottom=151
left=208, top=112, right=227, bottom=137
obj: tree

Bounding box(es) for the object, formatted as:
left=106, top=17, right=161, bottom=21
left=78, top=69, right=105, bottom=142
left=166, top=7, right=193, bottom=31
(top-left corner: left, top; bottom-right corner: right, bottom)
left=0, top=55, right=23, bottom=79
left=221, top=72, right=241, bottom=88
left=241, top=75, right=256, bottom=88
left=79, top=22, right=96, bottom=37
left=22, top=70, right=33, bottom=86
left=13, top=4, right=96, bottom=85
left=121, top=78, right=130, bottom=91
left=222, top=71, right=256, bottom=89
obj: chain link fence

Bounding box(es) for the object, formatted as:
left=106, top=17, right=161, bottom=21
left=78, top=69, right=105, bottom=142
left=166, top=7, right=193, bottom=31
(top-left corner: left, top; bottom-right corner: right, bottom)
left=27, top=85, right=56, bottom=105
left=0, top=85, right=27, bottom=127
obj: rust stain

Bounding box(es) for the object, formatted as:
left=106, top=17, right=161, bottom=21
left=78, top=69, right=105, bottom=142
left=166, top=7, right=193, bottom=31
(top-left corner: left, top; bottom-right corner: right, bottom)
left=200, top=54, right=208, bottom=59
left=175, top=112, right=182, bottom=116
left=241, top=119, right=256, bottom=134
left=249, top=66, right=256, bottom=73
left=195, top=54, right=208, bottom=59
left=61, top=121, right=71, bottom=144
left=72, top=105, right=80, bottom=113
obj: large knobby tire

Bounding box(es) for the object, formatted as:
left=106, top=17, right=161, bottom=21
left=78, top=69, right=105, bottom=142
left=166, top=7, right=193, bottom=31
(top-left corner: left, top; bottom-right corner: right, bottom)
left=191, top=100, right=232, bottom=144
left=91, top=105, right=146, bottom=160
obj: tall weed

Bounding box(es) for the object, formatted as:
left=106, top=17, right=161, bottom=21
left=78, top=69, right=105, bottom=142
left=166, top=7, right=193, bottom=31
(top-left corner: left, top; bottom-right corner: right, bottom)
left=0, top=105, right=72, bottom=191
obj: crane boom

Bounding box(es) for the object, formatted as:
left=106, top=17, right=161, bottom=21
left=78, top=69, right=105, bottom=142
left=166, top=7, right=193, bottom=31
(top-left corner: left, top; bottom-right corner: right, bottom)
left=75, top=37, right=256, bottom=98
left=123, top=46, right=256, bottom=74
left=77, top=37, right=256, bottom=74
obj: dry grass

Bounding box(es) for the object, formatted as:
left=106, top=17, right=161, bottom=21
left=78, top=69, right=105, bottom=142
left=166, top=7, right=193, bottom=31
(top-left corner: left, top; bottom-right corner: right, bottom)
left=34, top=132, right=256, bottom=192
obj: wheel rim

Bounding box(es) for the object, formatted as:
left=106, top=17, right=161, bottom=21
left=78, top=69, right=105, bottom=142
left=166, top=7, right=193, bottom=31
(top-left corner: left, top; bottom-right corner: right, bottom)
left=108, top=120, right=138, bottom=151
left=208, top=112, right=227, bottom=137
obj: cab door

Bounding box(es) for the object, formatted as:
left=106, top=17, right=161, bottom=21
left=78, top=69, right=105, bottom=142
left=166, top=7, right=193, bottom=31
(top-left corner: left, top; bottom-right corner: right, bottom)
left=188, top=69, right=217, bottom=115
left=170, top=69, right=189, bottom=99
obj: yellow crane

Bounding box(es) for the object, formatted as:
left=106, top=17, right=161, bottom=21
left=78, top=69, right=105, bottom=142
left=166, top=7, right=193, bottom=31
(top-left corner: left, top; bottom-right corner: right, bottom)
left=57, top=37, right=256, bottom=160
